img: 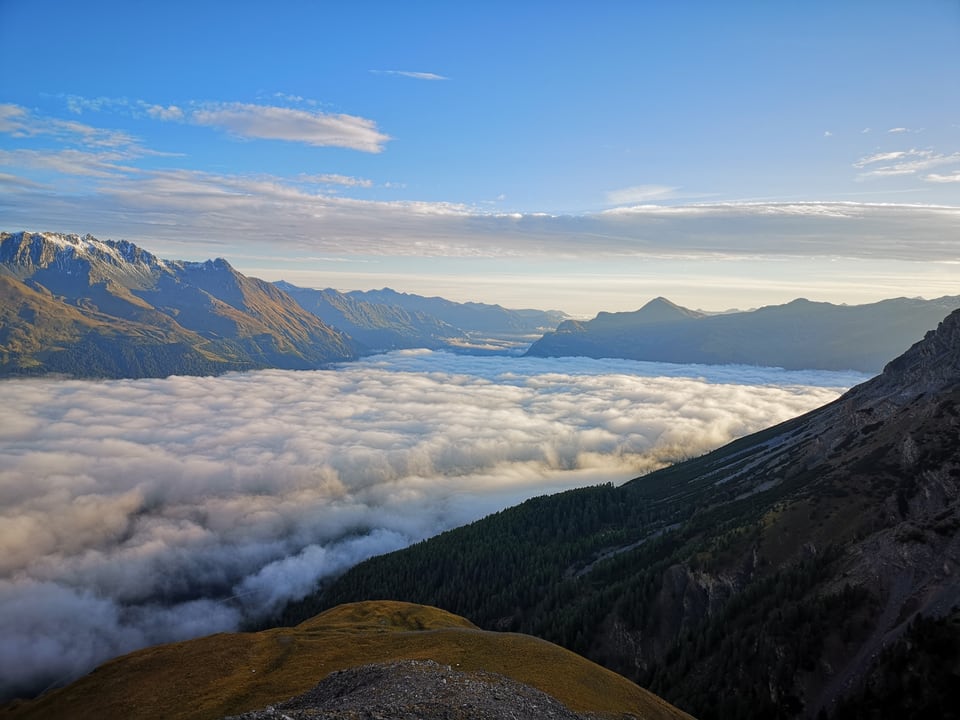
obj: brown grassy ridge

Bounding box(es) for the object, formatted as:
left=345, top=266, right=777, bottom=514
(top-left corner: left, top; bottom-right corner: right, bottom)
left=3, top=600, right=693, bottom=720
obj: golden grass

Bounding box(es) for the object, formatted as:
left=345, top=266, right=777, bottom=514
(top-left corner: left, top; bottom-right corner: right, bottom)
left=4, top=601, right=692, bottom=720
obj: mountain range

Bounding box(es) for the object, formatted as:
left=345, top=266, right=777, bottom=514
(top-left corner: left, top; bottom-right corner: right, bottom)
left=285, top=308, right=960, bottom=719
left=4, top=231, right=959, bottom=379
left=0, top=231, right=357, bottom=377
left=273, top=281, right=468, bottom=352
left=0, top=231, right=569, bottom=377
left=526, top=295, right=960, bottom=372
left=273, top=284, right=572, bottom=355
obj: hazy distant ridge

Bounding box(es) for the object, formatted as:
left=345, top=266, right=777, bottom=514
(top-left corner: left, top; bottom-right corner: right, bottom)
left=526, top=295, right=960, bottom=372
left=347, top=287, right=569, bottom=337
left=274, top=281, right=468, bottom=353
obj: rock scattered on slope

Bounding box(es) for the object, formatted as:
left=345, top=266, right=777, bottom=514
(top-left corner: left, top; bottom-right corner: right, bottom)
left=222, top=659, right=612, bottom=720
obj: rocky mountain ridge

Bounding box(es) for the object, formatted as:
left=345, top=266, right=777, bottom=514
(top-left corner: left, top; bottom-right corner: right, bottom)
left=0, top=231, right=357, bottom=376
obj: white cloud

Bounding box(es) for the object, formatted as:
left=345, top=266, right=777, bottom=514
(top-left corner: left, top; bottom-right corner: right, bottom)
left=0, top=172, right=47, bottom=191
left=0, top=352, right=863, bottom=699
left=854, top=148, right=960, bottom=179
left=888, top=127, right=910, bottom=133
left=853, top=150, right=908, bottom=168
left=824, top=130, right=833, bottom=137
left=143, top=104, right=184, bottom=121
left=0, top=148, right=138, bottom=178
left=0, top=104, right=140, bottom=150
left=371, top=70, right=448, bottom=81
left=606, top=184, right=680, bottom=205
left=191, top=103, right=390, bottom=152
left=63, top=95, right=130, bottom=115
left=301, top=173, right=374, bottom=188
left=926, top=172, right=960, bottom=183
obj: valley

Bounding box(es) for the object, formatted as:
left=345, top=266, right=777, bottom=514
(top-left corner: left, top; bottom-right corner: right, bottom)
left=1, top=231, right=958, bottom=718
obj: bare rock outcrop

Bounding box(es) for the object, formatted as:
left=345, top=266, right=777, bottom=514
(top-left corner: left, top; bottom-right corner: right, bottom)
left=222, top=659, right=606, bottom=720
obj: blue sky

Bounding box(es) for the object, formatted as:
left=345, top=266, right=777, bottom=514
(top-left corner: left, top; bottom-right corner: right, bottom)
left=1, top=0, right=958, bottom=314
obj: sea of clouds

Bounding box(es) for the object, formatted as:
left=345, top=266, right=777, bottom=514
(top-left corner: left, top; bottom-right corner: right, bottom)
left=0, top=351, right=869, bottom=699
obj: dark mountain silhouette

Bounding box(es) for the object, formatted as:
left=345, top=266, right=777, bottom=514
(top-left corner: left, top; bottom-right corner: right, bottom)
left=292, top=309, right=960, bottom=719
left=526, top=295, right=960, bottom=372
left=0, top=231, right=356, bottom=377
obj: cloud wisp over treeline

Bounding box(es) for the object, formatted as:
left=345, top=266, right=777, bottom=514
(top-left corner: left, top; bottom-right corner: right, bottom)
left=0, top=352, right=867, bottom=699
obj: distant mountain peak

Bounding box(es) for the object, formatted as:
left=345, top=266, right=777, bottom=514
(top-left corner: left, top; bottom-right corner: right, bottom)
left=640, top=296, right=702, bottom=316
left=594, top=297, right=704, bottom=324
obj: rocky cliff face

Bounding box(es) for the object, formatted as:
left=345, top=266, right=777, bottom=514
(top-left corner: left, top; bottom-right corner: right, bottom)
left=619, top=309, right=960, bottom=716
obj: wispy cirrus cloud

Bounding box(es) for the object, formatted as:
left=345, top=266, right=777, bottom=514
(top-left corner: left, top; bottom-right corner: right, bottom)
left=371, top=69, right=448, bottom=80
left=0, top=104, right=140, bottom=150
left=300, top=173, right=374, bottom=188
left=0, top=172, right=47, bottom=191
left=190, top=102, right=390, bottom=152
left=854, top=148, right=960, bottom=179
left=55, top=95, right=387, bottom=151
left=606, top=184, right=680, bottom=205
left=926, top=172, right=960, bottom=183
left=0, top=148, right=139, bottom=178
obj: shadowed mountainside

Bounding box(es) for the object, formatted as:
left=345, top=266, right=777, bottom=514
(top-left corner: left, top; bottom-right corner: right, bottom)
left=526, top=295, right=960, bottom=372
left=294, top=309, right=960, bottom=718
left=347, top=287, right=569, bottom=346
left=274, top=281, right=468, bottom=352
left=3, top=601, right=691, bottom=720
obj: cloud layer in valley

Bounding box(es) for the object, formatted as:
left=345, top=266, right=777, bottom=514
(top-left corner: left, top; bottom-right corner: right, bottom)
left=0, top=352, right=867, bottom=700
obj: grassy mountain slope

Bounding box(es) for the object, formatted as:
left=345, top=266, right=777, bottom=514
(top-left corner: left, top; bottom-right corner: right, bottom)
left=0, top=232, right=356, bottom=377
left=289, top=310, right=960, bottom=718
left=0, top=275, right=237, bottom=376
left=4, top=601, right=691, bottom=720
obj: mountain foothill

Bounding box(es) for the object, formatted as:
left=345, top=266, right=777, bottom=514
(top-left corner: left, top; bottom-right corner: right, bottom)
left=3, top=229, right=960, bottom=719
